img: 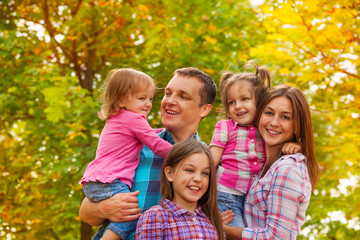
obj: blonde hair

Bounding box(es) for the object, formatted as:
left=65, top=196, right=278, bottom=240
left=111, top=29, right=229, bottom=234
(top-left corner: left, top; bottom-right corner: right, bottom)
left=255, top=85, right=321, bottom=189
left=219, top=60, right=271, bottom=122
left=97, top=68, right=155, bottom=120
left=160, top=139, right=224, bottom=240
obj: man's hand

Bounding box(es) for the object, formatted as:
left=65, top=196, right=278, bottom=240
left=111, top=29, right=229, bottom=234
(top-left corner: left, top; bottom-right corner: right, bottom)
left=99, top=191, right=141, bottom=222
left=79, top=191, right=141, bottom=226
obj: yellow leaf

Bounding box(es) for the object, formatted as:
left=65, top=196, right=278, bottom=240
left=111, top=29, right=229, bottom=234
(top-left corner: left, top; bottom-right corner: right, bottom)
left=205, top=35, right=217, bottom=45
left=32, top=218, right=42, bottom=224
left=304, top=0, right=319, bottom=13
left=203, top=68, right=215, bottom=74
left=67, top=35, right=77, bottom=41
left=138, top=4, right=149, bottom=13
left=208, top=23, right=217, bottom=31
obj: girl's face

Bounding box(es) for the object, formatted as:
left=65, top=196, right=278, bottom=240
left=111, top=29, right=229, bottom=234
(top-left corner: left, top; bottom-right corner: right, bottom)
left=165, top=152, right=210, bottom=212
left=121, top=87, right=154, bottom=117
left=258, top=96, right=295, bottom=152
left=227, top=81, right=257, bottom=125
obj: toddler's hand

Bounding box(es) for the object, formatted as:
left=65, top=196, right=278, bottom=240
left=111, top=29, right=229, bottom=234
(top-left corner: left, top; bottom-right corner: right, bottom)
left=282, top=142, right=302, bottom=155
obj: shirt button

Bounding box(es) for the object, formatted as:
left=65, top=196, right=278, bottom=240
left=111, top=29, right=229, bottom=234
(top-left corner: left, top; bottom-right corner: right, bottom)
left=199, top=234, right=203, bottom=237
left=251, top=139, right=254, bottom=143
left=193, top=217, right=197, bottom=221
left=254, top=162, right=257, bottom=165
left=251, top=127, right=253, bottom=130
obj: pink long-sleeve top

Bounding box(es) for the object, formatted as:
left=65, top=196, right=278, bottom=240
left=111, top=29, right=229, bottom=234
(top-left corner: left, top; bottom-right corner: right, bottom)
left=80, top=110, right=172, bottom=188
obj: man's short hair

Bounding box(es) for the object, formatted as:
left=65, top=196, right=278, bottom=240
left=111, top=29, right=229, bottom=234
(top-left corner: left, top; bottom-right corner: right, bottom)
left=174, top=67, right=217, bottom=106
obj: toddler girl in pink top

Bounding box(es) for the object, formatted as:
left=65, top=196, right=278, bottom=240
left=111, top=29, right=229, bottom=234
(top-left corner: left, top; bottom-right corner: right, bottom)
left=210, top=60, right=300, bottom=229
left=80, top=69, right=172, bottom=240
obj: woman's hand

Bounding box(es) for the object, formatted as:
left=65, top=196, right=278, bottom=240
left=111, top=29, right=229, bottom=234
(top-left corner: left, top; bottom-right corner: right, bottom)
left=220, top=210, right=243, bottom=240
left=220, top=209, right=235, bottom=225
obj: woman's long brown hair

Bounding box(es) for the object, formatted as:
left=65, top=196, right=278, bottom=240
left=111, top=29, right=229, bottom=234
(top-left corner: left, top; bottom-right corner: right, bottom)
left=255, top=85, right=321, bottom=189
left=160, top=139, right=224, bottom=240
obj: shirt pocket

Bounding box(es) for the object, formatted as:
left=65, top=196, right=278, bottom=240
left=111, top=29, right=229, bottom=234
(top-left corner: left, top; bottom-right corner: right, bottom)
left=249, top=177, right=271, bottom=212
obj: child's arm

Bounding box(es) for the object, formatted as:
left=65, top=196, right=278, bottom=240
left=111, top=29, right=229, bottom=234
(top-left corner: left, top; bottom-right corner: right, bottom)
left=133, top=115, right=172, bottom=159
left=210, top=146, right=224, bottom=166
left=209, top=120, right=229, bottom=166
left=282, top=142, right=302, bottom=155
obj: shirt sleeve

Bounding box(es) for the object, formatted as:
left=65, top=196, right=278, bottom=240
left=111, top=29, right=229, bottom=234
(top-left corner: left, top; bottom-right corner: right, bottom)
left=242, top=163, right=309, bottom=239
left=210, top=120, right=228, bottom=148
left=135, top=208, right=164, bottom=239
left=132, top=115, right=172, bottom=159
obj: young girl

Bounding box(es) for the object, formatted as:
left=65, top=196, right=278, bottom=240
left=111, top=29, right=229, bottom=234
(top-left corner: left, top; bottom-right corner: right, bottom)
left=135, top=139, right=224, bottom=240
left=80, top=68, right=173, bottom=240
left=209, top=60, right=300, bottom=228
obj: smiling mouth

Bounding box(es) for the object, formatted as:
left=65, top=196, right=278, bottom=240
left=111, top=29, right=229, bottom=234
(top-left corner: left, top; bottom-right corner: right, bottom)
left=166, top=110, right=179, bottom=115
left=188, top=186, right=200, bottom=191
left=236, top=112, right=247, bottom=116
left=267, top=128, right=281, bottom=135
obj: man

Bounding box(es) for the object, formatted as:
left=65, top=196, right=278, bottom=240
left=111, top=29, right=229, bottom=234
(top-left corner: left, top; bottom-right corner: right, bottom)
left=79, top=67, right=217, bottom=239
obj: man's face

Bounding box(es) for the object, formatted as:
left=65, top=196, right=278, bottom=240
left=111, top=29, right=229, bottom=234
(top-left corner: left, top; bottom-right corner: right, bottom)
left=161, top=75, right=206, bottom=136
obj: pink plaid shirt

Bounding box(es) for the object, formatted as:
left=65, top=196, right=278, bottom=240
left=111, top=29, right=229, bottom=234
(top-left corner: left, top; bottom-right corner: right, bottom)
left=135, top=199, right=219, bottom=239
left=243, top=153, right=312, bottom=239
left=210, top=120, right=266, bottom=193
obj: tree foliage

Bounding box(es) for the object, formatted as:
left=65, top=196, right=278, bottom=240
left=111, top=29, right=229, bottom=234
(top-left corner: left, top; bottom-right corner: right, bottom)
left=1, top=0, right=265, bottom=239
left=251, top=1, right=360, bottom=239
left=0, top=0, right=359, bottom=239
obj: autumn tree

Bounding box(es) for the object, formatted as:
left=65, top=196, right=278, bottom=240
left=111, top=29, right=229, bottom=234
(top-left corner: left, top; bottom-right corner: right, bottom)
left=1, top=0, right=266, bottom=239
left=250, top=0, right=360, bottom=239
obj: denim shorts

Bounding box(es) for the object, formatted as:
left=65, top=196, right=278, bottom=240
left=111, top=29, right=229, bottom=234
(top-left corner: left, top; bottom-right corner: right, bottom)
left=217, top=191, right=246, bottom=228
left=82, top=180, right=137, bottom=240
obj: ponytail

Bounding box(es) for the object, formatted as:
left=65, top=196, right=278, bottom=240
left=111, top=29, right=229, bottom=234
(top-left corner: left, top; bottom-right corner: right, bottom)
left=219, top=60, right=271, bottom=120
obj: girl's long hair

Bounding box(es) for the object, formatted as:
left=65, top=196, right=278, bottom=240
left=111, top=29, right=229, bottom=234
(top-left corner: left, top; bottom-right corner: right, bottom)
left=255, top=85, right=321, bottom=189
left=219, top=60, right=271, bottom=122
left=160, top=139, right=224, bottom=240
left=97, top=68, right=155, bottom=120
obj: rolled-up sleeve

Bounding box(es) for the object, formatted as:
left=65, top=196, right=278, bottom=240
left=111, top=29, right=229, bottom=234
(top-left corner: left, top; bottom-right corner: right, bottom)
left=210, top=120, right=228, bottom=148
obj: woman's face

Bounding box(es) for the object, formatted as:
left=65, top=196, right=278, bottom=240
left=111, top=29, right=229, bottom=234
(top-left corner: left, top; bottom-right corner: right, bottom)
left=258, top=96, right=295, bottom=150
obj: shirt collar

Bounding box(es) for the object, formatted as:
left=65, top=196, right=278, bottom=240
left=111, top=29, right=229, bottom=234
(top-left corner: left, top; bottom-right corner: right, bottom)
left=230, top=119, right=255, bottom=130
left=159, top=130, right=200, bottom=145
left=161, top=198, right=206, bottom=218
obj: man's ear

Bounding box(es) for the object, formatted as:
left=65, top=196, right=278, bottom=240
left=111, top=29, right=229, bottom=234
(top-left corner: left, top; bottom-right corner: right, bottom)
left=164, top=166, right=174, bottom=182
left=199, top=104, right=212, bottom=118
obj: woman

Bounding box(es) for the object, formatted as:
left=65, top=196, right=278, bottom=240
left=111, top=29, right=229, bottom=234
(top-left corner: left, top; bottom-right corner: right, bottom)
left=222, top=85, right=321, bottom=239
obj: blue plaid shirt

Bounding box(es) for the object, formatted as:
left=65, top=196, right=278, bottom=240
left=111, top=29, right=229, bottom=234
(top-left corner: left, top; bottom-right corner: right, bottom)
left=126, top=129, right=201, bottom=240
left=131, top=129, right=201, bottom=212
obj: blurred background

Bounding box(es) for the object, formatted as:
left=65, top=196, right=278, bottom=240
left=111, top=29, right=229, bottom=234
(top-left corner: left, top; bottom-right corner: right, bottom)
left=1, top=0, right=359, bottom=239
